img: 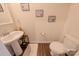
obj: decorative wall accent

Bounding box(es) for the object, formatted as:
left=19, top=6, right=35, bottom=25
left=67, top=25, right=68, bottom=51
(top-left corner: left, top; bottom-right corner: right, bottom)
left=0, top=4, right=4, bottom=12
left=20, top=3, right=30, bottom=11
left=48, top=16, right=56, bottom=22
left=35, top=9, right=44, bottom=17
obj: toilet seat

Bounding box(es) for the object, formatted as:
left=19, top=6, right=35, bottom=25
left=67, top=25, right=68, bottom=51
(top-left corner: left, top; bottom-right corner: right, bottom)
left=49, top=41, right=67, bottom=55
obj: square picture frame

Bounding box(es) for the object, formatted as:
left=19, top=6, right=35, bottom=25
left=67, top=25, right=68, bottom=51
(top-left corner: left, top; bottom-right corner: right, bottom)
left=35, top=9, right=44, bottom=17
left=20, top=3, right=30, bottom=11
left=48, top=16, right=56, bottom=22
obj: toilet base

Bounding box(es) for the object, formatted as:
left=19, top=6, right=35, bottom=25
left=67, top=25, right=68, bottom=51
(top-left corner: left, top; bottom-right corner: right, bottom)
left=50, top=51, right=66, bottom=56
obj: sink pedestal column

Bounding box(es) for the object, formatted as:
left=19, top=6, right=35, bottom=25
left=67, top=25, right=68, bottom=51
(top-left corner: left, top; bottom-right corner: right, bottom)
left=11, top=40, right=23, bottom=56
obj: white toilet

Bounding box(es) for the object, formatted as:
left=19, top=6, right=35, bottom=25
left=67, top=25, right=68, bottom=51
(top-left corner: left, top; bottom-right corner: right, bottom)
left=49, top=34, right=79, bottom=56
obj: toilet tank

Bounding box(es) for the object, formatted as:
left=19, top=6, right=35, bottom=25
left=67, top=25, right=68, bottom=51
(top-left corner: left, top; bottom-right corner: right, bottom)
left=63, top=34, right=79, bottom=50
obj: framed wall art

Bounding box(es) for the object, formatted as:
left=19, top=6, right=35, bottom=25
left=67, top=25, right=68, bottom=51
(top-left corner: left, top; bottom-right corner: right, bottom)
left=20, top=3, right=30, bottom=11
left=35, top=9, right=44, bottom=17
left=48, top=16, right=56, bottom=22
left=0, top=4, right=4, bottom=12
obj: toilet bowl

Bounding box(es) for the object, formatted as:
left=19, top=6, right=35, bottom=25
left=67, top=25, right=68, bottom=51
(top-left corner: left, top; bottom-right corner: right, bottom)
left=50, top=41, right=67, bottom=56
left=49, top=34, right=79, bottom=56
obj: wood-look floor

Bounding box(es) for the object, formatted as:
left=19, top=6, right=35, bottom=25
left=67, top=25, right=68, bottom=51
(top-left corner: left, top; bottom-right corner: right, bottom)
left=37, top=43, right=51, bottom=56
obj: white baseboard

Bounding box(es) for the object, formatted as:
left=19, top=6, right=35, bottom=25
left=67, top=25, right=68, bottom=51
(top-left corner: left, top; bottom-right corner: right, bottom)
left=29, top=40, right=52, bottom=44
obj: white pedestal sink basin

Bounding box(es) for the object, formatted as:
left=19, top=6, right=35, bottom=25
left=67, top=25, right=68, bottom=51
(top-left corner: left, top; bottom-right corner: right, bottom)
left=1, top=31, right=24, bottom=44
left=0, top=31, right=24, bottom=56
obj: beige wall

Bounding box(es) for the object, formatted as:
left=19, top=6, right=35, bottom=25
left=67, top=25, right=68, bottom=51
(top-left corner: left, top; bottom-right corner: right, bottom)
left=0, top=4, right=16, bottom=36
left=7, top=3, right=70, bottom=43
left=0, top=4, right=13, bottom=25
left=64, top=4, right=79, bottom=39
left=0, top=23, right=16, bottom=36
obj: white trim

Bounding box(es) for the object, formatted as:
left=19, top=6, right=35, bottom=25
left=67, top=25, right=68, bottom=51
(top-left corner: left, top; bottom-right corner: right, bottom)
left=0, top=22, right=14, bottom=26
left=29, top=40, right=52, bottom=44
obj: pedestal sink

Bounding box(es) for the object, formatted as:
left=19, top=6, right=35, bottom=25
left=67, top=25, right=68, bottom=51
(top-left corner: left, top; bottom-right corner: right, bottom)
left=0, top=31, right=24, bottom=56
